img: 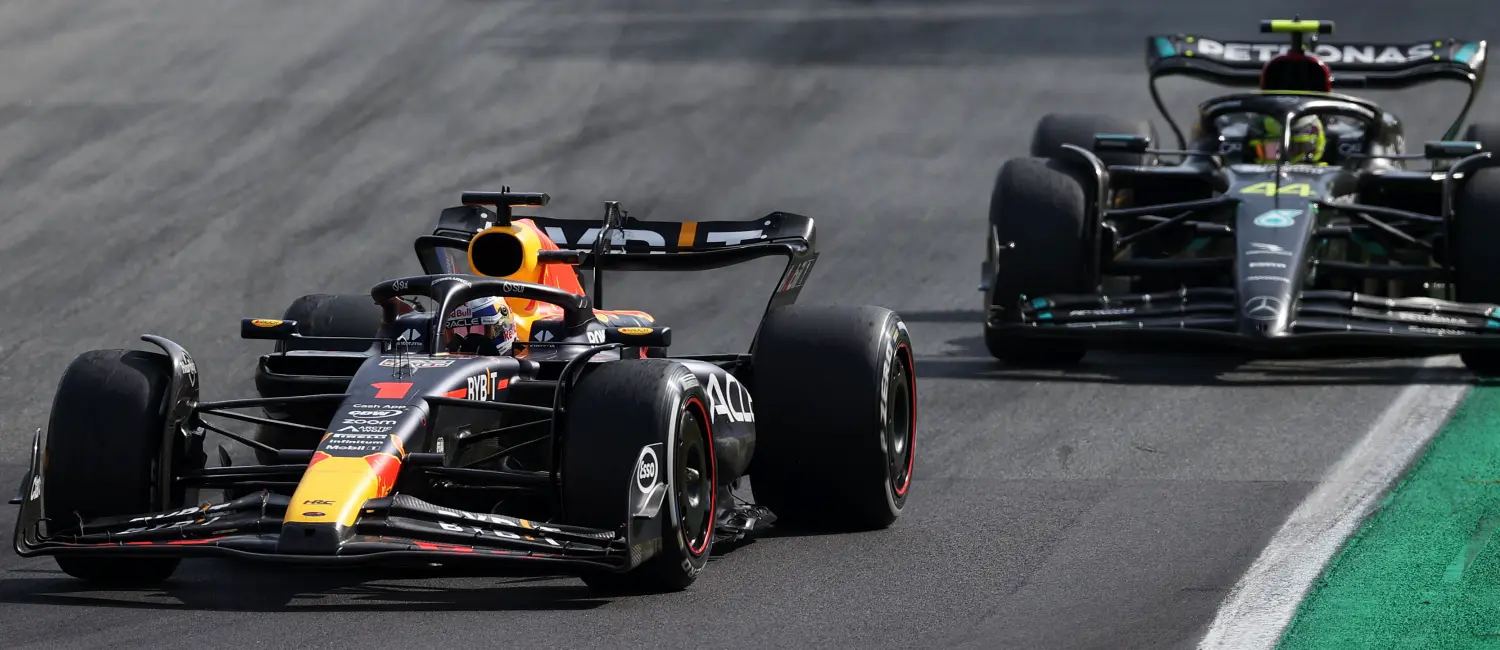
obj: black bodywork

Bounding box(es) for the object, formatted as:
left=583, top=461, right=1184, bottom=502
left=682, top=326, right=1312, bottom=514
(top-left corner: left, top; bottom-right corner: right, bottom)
left=984, top=23, right=1500, bottom=354
left=12, top=191, right=820, bottom=572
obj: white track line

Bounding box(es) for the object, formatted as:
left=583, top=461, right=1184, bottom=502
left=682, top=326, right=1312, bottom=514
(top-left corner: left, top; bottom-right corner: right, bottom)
left=1197, top=355, right=1471, bottom=649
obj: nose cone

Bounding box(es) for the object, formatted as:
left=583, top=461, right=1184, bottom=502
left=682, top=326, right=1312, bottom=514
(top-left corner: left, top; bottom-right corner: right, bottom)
left=1240, top=293, right=1293, bottom=336
left=1235, top=201, right=1315, bottom=337
left=278, top=447, right=403, bottom=554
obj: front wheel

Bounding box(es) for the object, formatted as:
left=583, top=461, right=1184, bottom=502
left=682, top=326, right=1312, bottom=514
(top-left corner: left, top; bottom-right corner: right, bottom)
left=42, top=349, right=188, bottom=584
left=983, top=156, right=1092, bottom=365
left=561, top=360, right=717, bottom=593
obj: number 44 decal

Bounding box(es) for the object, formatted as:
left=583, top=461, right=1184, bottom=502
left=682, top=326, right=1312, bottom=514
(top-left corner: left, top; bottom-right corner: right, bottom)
left=1239, top=182, right=1314, bottom=198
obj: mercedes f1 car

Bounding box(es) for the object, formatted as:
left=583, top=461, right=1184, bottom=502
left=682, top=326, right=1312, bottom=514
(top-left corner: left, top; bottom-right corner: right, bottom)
left=980, top=17, right=1500, bottom=373
left=11, top=191, right=917, bottom=593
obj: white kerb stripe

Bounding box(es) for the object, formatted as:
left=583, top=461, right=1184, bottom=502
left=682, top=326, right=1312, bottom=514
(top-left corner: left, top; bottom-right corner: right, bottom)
left=1198, top=355, right=1470, bottom=649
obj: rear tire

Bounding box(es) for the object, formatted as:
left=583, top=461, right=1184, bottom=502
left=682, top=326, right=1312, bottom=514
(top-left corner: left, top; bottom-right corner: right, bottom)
left=275, top=293, right=384, bottom=353
left=561, top=360, right=716, bottom=593
left=254, top=293, right=384, bottom=465
left=1453, top=166, right=1500, bottom=375
left=749, top=304, right=916, bottom=531
left=1463, top=122, right=1500, bottom=152
left=983, top=157, right=1093, bottom=365
left=1031, top=113, right=1157, bottom=168
left=42, top=349, right=183, bottom=584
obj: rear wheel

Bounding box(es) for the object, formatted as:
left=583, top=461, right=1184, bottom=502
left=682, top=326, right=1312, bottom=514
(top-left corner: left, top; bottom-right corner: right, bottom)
left=1463, top=122, right=1500, bottom=152
left=1031, top=112, right=1157, bottom=168
left=253, top=293, right=384, bottom=465
left=275, top=293, right=385, bottom=353
left=561, top=360, right=716, bottom=593
left=1453, top=166, right=1500, bottom=375
left=983, top=157, right=1093, bottom=365
left=749, top=304, right=916, bottom=531
left=43, top=349, right=185, bottom=584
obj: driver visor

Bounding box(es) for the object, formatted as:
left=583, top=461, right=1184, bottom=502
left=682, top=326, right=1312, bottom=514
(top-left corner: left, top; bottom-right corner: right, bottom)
left=1254, top=127, right=1319, bottom=161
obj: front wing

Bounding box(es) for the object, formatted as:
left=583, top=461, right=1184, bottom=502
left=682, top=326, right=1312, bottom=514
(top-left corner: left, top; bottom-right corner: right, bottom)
left=14, top=480, right=632, bottom=571
left=992, top=288, right=1500, bottom=354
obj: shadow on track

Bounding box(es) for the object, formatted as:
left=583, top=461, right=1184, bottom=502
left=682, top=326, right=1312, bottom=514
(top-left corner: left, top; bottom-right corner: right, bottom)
left=0, top=564, right=619, bottom=612
left=901, top=309, right=1484, bottom=387
left=0, top=498, right=828, bottom=613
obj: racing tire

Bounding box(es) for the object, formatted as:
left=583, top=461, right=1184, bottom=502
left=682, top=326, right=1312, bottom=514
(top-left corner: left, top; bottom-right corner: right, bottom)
left=748, top=304, right=917, bottom=531
left=1463, top=122, right=1500, bottom=152
left=274, top=293, right=384, bottom=353
left=1031, top=113, right=1157, bottom=168
left=983, top=157, right=1093, bottom=365
left=561, top=360, right=717, bottom=594
left=254, top=293, right=384, bottom=465
left=1453, top=166, right=1500, bottom=375
left=42, top=349, right=183, bottom=584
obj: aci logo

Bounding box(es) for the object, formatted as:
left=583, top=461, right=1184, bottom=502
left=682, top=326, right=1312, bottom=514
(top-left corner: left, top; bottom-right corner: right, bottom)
left=1253, top=209, right=1302, bottom=228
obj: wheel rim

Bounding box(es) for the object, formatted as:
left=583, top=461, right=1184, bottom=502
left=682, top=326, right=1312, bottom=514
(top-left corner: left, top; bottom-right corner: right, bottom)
left=885, top=356, right=914, bottom=497
left=676, top=409, right=713, bottom=555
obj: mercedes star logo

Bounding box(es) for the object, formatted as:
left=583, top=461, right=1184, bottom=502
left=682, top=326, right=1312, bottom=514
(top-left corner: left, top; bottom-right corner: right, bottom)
left=1243, top=296, right=1284, bottom=321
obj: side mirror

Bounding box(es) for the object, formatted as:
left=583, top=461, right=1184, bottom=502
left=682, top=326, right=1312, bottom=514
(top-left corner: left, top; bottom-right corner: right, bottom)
left=604, top=326, right=672, bottom=348
left=241, top=318, right=299, bottom=340
left=1094, top=134, right=1150, bottom=154
left=1424, top=140, right=1484, bottom=159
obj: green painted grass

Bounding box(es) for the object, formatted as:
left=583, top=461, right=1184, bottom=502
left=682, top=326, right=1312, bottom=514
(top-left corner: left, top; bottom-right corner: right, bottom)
left=1278, top=385, right=1500, bottom=649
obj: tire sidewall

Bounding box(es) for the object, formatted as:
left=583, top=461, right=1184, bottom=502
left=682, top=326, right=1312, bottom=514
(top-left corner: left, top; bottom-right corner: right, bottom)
left=875, top=312, right=916, bottom=518
left=662, top=389, right=715, bottom=579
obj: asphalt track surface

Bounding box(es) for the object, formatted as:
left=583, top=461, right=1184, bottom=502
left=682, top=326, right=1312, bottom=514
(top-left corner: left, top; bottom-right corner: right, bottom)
left=2, top=1, right=1499, bottom=648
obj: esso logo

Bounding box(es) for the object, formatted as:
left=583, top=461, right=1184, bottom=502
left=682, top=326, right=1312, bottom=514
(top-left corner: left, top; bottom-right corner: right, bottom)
left=635, top=446, right=660, bottom=492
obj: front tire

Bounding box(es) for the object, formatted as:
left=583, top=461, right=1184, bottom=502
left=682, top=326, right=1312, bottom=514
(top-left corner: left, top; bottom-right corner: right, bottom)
left=749, top=304, right=917, bottom=531
left=42, top=349, right=184, bottom=584
left=983, top=157, right=1093, bottom=365
left=561, top=360, right=716, bottom=593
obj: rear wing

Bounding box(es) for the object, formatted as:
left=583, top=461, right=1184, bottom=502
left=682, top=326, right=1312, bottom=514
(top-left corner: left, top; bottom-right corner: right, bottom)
left=419, top=190, right=819, bottom=349
left=525, top=212, right=815, bottom=256
left=1144, top=18, right=1488, bottom=146
left=1147, top=36, right=1486, bottom=89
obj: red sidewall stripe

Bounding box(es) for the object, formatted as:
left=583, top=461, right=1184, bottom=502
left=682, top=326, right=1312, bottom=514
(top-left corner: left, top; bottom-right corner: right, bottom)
left=683, top=396, right=716, bottom=557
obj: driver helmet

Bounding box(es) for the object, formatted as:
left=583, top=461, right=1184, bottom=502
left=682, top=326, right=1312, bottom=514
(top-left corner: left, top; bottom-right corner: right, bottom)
left=1247, top=114, right=1326, bottom=164
left=442, top=296, right=517, bottom=355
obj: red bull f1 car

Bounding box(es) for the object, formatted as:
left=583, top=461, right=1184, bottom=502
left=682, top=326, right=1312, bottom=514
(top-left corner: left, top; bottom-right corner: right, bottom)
left=981, top=18, right=1500, bottom=373
left=11, top=191, right=918, bottom=593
